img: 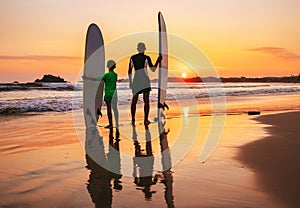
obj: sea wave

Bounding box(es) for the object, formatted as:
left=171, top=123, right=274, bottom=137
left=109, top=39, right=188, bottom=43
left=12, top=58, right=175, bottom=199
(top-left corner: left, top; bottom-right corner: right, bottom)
left=0, top=98, right=81, bottom=114
left=0, top=82, right=300, bottom=114
left=0, top=82, right=80, bottom=92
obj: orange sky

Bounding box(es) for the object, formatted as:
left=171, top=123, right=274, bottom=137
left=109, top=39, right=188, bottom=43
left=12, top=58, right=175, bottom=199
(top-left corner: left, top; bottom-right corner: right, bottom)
left=0, top=0, right=300, bottom=82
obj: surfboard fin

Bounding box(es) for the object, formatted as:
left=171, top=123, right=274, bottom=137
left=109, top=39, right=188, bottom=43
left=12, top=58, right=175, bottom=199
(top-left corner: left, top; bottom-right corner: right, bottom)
left=97, top=108, right=102, bottom=117
left=164, top=103, right=169, bottom=110
left=158, top=102, right=169, bottom=110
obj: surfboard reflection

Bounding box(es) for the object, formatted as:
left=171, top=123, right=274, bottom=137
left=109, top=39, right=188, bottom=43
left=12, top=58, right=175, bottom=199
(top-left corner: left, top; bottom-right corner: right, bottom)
left=159, top=126, right=174, bottom=208
left=85, top=116, right=174, bottom=207
left=85, top=126, right=122, bottom=208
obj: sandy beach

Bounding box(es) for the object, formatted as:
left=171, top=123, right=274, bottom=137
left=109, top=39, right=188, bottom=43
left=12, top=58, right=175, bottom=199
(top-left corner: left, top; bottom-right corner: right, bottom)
left=2, top=0, right=300, bottom=207
left=0, top=94, right=300, bottom=207
left=238, top=111, right=300, bottom=207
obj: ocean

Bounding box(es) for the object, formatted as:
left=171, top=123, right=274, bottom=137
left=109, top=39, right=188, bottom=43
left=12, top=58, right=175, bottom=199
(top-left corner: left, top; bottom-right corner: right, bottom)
left=1, top=82, right=300, bottom=114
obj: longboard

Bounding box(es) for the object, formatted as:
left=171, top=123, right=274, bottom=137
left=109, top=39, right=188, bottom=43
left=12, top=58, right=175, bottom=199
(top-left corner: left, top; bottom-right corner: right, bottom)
left=83, top=23, right=105, bottom=127
left=158, top=12, right=168, bottom=128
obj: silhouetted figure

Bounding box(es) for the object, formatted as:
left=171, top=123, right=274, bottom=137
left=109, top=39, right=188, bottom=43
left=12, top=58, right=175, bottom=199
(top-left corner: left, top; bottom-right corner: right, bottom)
left=132, top=126, right=158, bottom=200
left=83, top=60, right=119, bottom=130
left=128, top=42, right=162, bottom=126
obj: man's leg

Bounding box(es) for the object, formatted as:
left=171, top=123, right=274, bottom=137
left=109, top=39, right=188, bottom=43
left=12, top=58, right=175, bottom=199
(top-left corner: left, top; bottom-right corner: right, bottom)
left=143, top=91, right=150, bottom=125
left=106, top=101, right=113, bottom=128
left=131, top=94, right=139, bottom=125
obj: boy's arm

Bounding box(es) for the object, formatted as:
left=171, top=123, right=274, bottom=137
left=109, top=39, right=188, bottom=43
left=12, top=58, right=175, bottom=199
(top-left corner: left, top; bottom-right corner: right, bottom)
left=82, top=75, right=98, bottom=81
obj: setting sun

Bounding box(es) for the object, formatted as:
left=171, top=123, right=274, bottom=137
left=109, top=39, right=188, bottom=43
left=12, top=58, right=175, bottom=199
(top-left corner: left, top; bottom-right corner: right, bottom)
left=182, top=72, right=187, bottom=78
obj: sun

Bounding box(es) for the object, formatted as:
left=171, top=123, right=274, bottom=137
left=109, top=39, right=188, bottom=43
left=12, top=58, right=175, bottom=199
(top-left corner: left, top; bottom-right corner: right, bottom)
left=181, top=72, right=187, bottom=78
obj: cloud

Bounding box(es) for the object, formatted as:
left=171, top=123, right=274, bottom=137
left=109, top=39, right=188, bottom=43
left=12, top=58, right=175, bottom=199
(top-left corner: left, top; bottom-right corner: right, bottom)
left=0, top=55, right=82, bottom=61
left=245, top=47, right=300, bottom=59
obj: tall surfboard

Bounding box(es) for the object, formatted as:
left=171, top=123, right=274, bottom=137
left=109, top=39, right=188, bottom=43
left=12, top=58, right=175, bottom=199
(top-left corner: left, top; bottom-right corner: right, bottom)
left=158, top=12, right=168, bottom=123
left=83, top=23, right=105, bottom=127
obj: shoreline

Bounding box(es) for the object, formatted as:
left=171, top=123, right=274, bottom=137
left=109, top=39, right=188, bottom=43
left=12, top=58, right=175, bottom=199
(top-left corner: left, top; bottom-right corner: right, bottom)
left=1, top=92, right=300, bottom=117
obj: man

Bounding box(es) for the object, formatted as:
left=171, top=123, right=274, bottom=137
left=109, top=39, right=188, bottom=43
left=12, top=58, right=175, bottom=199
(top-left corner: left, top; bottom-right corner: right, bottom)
left=128, top=42, right=162, bottom=126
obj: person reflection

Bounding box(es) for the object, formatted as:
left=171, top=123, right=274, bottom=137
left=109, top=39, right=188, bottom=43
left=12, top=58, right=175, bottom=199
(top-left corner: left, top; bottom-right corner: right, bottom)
left=132, top=125, right=158, bottom=200
left=85, top=121, right=122, bottom=208
left=107, top=128, right=122, bottom=190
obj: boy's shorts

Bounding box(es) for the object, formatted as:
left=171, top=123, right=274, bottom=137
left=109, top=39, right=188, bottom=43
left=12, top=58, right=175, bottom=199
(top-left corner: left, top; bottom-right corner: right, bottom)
left=104, top=93, right=118, bottom=103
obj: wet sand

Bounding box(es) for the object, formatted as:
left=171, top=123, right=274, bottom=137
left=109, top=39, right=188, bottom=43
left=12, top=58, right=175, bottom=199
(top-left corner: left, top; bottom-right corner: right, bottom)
left=0, top=95, right=299, bottom=207
left=238, top=111, right=300, bottom=207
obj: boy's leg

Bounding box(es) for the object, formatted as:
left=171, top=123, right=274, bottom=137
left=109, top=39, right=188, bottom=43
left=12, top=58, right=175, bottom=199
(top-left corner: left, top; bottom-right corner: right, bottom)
left=131, top=94, right=139, bottom=125
left=143, top=92, right=150, bottom=125
left=112, top=102, right=120, bottom=139
left=106, top=101, right=113, bottom=128
left=112, top=102, right=119, bottom=129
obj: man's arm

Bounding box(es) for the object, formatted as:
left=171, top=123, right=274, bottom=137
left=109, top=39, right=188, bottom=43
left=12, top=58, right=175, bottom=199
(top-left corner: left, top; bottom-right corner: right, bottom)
left=128, top=59, right=133, bottom=89
left=149, top=55, right=162, bottom=72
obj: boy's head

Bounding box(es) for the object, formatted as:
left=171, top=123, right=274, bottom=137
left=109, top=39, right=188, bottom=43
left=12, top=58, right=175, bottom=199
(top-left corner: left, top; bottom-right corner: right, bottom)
left=107, top=60, right=116, bottom=70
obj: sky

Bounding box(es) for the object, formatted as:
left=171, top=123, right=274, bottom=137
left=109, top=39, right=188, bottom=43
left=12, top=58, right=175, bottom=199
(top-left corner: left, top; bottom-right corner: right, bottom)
left=0, top=0, right=300, bottom=82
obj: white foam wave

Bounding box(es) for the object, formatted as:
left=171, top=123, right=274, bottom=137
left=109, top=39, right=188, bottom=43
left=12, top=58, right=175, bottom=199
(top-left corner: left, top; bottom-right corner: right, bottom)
left=0, top=82, right=299, bottom=114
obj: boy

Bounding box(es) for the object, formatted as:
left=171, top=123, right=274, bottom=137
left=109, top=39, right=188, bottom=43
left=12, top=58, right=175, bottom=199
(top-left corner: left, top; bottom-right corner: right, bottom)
left=83, top=60, right=119, bottom=130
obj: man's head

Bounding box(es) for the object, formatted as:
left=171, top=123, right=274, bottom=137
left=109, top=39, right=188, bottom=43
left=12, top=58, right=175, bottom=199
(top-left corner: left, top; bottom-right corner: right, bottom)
left=137, top=42, right=146, bottom=53
left=107, top=60, right=116, bottom=70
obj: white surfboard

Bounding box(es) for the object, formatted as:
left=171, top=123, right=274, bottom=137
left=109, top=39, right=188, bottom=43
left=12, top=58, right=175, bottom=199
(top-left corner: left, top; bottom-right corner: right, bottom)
left=83, top=23, right=105, bottom=127
left=158, top=12, right=168, bottom=123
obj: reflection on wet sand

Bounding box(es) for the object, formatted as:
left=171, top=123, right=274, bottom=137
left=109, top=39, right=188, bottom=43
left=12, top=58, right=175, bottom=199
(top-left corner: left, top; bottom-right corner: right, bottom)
left=132, top=122, right=174, bottom=207
left=85, top=127, right=122, bottom=207
left=85, top=119, right=174, bottom=207
left=132, top=126, right=158, bottom=200
left=159, top=128, right=174, bottom=208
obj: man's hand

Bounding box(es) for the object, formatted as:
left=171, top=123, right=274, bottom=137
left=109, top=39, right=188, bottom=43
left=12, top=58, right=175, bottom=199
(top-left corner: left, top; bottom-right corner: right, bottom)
left=153, top=55, right=163, bottom=70
left=157, top=55, right=163, bottom=62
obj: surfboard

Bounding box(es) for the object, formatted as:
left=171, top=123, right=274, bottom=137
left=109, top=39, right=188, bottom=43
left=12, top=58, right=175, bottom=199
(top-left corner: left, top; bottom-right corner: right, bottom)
left=83, top=23, right=105, bottom=127
left=158, top=12, right=169, bottom=123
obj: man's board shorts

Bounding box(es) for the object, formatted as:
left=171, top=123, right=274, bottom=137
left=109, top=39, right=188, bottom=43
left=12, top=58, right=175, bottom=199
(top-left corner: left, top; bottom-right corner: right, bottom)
left=132, top=76, right=152, bottom=95
left=135, top=87, right=151, bottom=95
left=130, top=53, right=154, bottom=95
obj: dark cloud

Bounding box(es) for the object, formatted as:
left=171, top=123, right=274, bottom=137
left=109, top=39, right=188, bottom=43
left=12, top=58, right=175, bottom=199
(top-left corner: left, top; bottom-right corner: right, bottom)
left=245, top=47, right=300, bottom=59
